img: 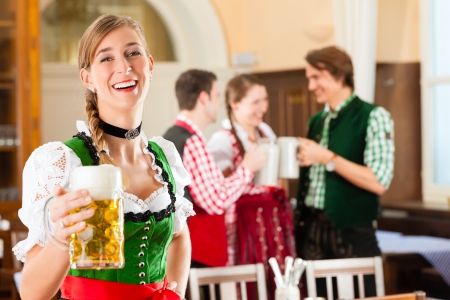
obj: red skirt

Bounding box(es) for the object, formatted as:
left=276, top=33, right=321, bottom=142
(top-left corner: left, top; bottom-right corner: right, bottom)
left=235, top=188, right=298, bottom=300
left=61, top=276, right=180, bottom=300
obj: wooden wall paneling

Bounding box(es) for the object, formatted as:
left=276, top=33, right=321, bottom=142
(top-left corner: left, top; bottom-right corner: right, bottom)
left=255, top=69, right=323, bottom=140
left=374, top=63, right=422, bottom=202
left=15, top=0, right=26, bottom=191
left=0, top=89, right=15, bottom=124
left=15, top=0, right=41, bottom=196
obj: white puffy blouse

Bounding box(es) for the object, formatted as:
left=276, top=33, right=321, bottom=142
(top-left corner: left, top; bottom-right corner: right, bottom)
left=13, top=122, right=195, bottom=262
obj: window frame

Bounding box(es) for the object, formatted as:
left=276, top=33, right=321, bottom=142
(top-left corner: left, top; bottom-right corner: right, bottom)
left=420, top=0, right=450, bottom=204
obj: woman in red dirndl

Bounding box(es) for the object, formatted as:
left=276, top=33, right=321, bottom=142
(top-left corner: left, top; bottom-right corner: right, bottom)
left=209, top=74, right=299, bottom=299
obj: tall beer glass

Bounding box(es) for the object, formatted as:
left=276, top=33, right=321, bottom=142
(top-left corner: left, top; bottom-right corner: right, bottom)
left=44, top=165, right=124, bottom=269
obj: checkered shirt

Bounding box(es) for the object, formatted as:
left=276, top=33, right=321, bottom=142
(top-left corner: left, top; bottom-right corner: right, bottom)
left=305, top=95, right=395, bottom=209
left=176, top=116, right=255, bottom=265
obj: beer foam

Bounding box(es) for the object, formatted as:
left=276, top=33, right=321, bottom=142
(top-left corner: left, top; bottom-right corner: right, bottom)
left=70, top=165, right=123, bottom=199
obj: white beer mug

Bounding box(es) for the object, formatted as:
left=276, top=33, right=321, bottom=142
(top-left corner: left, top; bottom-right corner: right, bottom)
left=254, top=139, right=280, bottom=187
left=277, top=137, right=301, bottom=179
left=44, top=165, right=125, bottom=269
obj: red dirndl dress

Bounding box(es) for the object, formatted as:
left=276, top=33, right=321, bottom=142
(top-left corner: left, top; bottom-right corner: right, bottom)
left=234, top=188, right=297, bottom=300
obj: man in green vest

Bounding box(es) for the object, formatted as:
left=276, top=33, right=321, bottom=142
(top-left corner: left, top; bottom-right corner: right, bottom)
left=295, top=46, right=394, bottom=264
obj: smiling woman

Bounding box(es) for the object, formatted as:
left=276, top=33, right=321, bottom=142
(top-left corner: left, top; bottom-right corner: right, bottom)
left=207, top=74, right=297, bottom=299
left=41, top=0, right=175, bottom=64
left=13, top=15, right=193, bottom=300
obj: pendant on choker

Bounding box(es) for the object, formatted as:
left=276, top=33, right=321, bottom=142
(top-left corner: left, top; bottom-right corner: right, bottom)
left=125, top=128, right=140, bottom=140
left=99, top=119, right=142, bottom=140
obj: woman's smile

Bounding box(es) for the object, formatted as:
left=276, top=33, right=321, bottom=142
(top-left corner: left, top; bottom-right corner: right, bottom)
left=82, top=25, right=154, bottom=113
left=112, top=79, right=138, bottom=93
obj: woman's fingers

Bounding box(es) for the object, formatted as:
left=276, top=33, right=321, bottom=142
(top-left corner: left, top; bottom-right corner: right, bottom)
left=49, top=189, right=92, bottom=222
left=61, top=189, right=89, bottom=202
left=55, top=221, right=87, bottom=242
left=61, top=195, right=92, bottom=214
left=61, top=209, right=95, bottom=226
left=55, top=209, right=94, bottom=241
left=54, top=186, right=66, bottom=196
left=166, top=281, right=177, bottom=291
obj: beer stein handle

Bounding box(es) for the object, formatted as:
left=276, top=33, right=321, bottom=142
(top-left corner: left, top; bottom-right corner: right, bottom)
left=296, top=140, right=303, bottom=165
left=43, top=196, right=70, bottom=251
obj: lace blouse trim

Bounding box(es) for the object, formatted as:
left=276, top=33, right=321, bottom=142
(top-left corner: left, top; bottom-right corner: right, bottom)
left=120, top=140, right=167, bottom=210
left=122, top=186, right=167, bottom=210
left=72, top=133, right=176, bottom=222
left=124, top=143, right=176, bottom=223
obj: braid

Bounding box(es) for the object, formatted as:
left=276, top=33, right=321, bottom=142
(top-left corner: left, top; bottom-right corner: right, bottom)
left=257, top=127, right=266, bottom=139
left=226, top=101, right=246, bottom=156
left=85, top=90, right=129, bottom=187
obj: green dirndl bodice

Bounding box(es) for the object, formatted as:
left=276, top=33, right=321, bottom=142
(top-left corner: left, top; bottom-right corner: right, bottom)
left=64, top=133, right=177, bottom=285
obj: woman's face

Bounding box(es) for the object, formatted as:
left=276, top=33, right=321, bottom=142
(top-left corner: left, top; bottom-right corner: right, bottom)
left=81, top=26, right=153, bottom=114
left=231, top=84, right=269, bottom=129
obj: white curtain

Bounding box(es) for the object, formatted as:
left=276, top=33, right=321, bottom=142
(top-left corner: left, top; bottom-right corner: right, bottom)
left=333, top=0, right=378, bottom=103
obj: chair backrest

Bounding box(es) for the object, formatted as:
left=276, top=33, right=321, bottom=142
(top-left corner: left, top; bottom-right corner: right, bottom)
left=306, top=256, right=385, bottom=300
left=0, top=229, right=28, bottom=269
left=14, top=271, right=22, bottom=292
left=10, top=231, right=28, bottom=269
left=357, top=291, right=426, bottom=300
left=189, top=263, right=267, bottom=300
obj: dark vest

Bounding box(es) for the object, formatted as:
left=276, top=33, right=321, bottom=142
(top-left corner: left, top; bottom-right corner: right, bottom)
left=163, top=124, right=229, bottom=266
left=163, top=125, right=194, bottom=204
left=296, top=97, right=379, bottom=230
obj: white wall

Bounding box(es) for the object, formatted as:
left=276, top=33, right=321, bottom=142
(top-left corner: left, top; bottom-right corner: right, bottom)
left=41, top=0, right=421, bottom=144
left=40, top=0, right=235, bottom=144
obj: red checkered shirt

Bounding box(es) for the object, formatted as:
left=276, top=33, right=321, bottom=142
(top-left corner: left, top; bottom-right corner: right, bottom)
left=176, top=115, right=255, bottom=265
left=210, top=129, right=271, bottom=264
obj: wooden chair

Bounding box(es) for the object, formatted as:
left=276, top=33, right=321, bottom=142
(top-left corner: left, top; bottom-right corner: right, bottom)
left=189, top=263, right=267, bottom=300
left=0, top=230, right=28, bottom=300
left=306, top=256, right=385, bottom=300
left=357, top=291, right=426, bottom=300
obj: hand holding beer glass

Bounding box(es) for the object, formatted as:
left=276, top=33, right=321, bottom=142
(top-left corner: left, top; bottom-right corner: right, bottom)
left=254, top=137, right=301, bottom=187
left=44, top=165, right=124, bottom=269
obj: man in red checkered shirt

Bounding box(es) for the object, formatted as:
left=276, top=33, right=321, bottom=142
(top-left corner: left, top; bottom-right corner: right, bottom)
left=163, top=69, right=265, bottom=268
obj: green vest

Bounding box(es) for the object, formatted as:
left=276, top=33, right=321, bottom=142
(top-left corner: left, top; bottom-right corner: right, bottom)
left=64, top=136, right=176, bottom=285
left=296, top=97, right=379, bottom=229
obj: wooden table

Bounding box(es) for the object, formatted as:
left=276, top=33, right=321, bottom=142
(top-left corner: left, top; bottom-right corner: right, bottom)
left=379, top=201, right=450, bottom=298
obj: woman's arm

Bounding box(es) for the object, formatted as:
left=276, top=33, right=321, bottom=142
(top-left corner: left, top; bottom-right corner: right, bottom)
left=166, top=225, right=191, bottom=298
left=20, top=187, right=93, bottom=300
left=21, top=244, right=70, bottom=300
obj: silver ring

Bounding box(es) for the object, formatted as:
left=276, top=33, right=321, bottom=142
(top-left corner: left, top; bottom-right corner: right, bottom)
left=59, top=220, right=66, bottom=229
left=126, top=67, right=132, bottom=74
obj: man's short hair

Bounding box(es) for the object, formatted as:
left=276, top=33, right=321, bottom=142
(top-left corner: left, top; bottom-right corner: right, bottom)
left=305, top=46, right=354, bottom=90
left=175, top=69, right=217, bottom=110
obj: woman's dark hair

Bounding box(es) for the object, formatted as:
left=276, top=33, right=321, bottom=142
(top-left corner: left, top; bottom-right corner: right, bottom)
left=225, top=74, right=265, bottom=156
left=305, top=46, right=354, bottom=90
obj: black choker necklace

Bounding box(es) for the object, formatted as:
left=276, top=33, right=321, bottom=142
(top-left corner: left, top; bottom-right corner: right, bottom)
left=99, top=120, right=142, bottom=140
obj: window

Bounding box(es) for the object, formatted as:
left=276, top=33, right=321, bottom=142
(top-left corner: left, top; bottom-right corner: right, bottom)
left=41, top=0, right=176, bottom=64
left=421, top=0, right=450, bottom=203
